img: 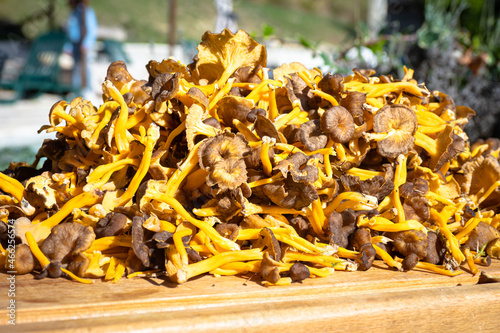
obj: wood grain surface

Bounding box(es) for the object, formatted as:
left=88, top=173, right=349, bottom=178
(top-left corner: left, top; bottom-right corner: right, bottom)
left=1, top=260, right=499, bottom=332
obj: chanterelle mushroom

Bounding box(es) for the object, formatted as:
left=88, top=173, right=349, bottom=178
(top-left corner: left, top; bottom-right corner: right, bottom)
left=320, top=106, right=355, bottom=143
left=367, top=104, right=418, bottom=159
left=40, top=222, right=96, bottom=277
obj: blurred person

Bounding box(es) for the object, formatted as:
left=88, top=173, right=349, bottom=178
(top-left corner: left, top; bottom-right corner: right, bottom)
left=64, top=0, right=98, bottom=98
left=214, top=0, right=237, bottom=32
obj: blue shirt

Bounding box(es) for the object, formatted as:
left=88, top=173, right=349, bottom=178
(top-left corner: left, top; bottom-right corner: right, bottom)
left=67, top=4, right=98, bottom=51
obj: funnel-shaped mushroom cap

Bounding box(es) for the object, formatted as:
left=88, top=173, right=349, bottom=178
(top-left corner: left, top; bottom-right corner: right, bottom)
left=320, top=106, right=355, bottom=143
left=193, top=29, right=267, bottom=84
left=373, top=104, right=417, bottom=158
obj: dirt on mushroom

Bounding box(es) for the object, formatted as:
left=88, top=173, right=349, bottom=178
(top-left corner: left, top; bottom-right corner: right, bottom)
left=1, top=29, right=500, bottom=286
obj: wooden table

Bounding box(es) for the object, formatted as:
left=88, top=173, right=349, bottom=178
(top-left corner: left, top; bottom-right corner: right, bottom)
left=1, top=261, right=500, bottom=332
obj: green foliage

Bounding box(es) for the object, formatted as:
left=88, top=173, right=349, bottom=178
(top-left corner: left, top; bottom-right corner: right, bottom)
left=416, top=0, right=468, bottom=50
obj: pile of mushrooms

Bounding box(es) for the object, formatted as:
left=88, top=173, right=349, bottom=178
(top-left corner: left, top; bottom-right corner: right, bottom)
left=1, top=29, right=500, bottom=285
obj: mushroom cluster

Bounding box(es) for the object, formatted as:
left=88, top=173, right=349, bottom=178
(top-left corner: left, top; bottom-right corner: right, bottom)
left=1, top=29, right=500, bottom=285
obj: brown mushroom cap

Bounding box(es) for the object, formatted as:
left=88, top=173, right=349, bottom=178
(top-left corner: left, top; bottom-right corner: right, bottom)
left=402, top=252, right=419, bottom=271
left=132, top=216, right=150, bottom=267
left=373, top=104, right=418, bottom=158
left=40, top=222, right=96, bottom=265
left=254, top=114, right=281, bottom=142
left=317, top=73, right=344, bottom=102
left=461, top=155, right=500, bottom=196
left=151, top=72, right=180, bottom=104
left=326, top=212, right=348, bottom=248
left=463, top=221, right=500, bottom=251
left=429, top=125, right=465, bottom=172
left=357, top=243, right=376, bottom=271
left=216, top=95, right=255, bottom=129
left=486, top=238, right=500, bottom=259
left=297, top=119, right=328, bottom=151
left=274, top=152, right=319, bottom=185
left=320, top=106, right=355, bottom=143
left=193, top=29, right=267, bottom=84
left=289, top=262, right=310, bottom=282
left=206, top=157, right=248, bottom=191
left=259, top=227, right=281, bottom=261
left=424, top=231, right=444, bottom=264
left=340, top=91, right=366, bottom=126
left=186, top=87, right=209, bottom=110
left=391, top=230, right=428, bottom=260
left=94, top=212, right=128, bottom=238
left=261, top=252, right=281, bottom=284
left=262, top=177, right=318, bottom=210
left=12, top=244, right=36, bottom=275
left=198, top=132, right=251, bottom=170
left=215, top=223, right=240, bottom=241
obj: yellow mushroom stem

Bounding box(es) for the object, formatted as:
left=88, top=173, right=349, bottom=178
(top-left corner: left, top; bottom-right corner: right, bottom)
left=0, top=172, right=35, bottom=216
left=455, top=217, right=482, bottom=243
left=237, top=228, right=325, bottom=254
left=192, top=207, right=221, bottom=217
left=126, top=103, right=150, bottom=129
left=268, top=85, right=279, bottom=121
left=372, top=243, right=403, bottom=271
left=105, top=81, right=131, bottom=153
left=86, top=158, right=139, bottom=184
left=310, top=89, right=339, bottom=106
left=430, top=208, right=465, bottom=263
left=48, top=100, right=75, bottom=126
left=21, top=190, right=103, bottom=243
left=264, top=277, right=292, bottom=286
left=333, top=143, right=346, bottom=162
left=209, top=78, right=235, bottom=116
left=260, top=136, right=276, bottom=176
left=127, top=269, right=162, bottom=279
left=323, top=152, right=333, bottom=178
left=345, top=168, right=384, bottom=181
left=283, top=251, right=355, bottom=271
left=173, top=248, right=263, bottom=284
left=425, top=191, right=455, bottom=206
left=473, top=256, right=491, bottom=266
left=274, top=101, right=302, bottom=130
left=242, top=202, right=304, bottom=216
left=161, top=121, right=186, bottom=151
left=358, top=216, right=427, bottom=234
left=414, top=131, right=438, bottom=156
left=164, top=141, right=202, bottom=197
left=233, top=119, right=259, bottom=142
left=477, top=180, right=500, bottom=206
left=415, top=110, right=446, bottom=126
left=26, top=231, right=93, bottom=283
left=463, top=247, right=480, bottom=275
left=148, top=193, right=240, bottom=251
left=392, top=154, right=407, bottom=223
left=245, top=79, right=282, bottom=102
left=306, top=199, right=326, bottom=237
left=165, top=245, right=184, bottom=276
left=210, top=260, right=261, bottom=276
left=104, top=257, right=117, bottom=280
left=248, top=173, right=284, bottom=188
left=336, top=200, right=378, bottom=212
left=114, top=125, right=159, bottom=208
left=323, top=192, right=377, bottom=217
left=85, top=235, right=132, bottom=252
left=366, top=97, right=384, bottom=109
left=183, top=168, right=209, bottom=191
left=345, top=81, right=425, bottom=98
left=394, top=257, right=463, bottom=277
left=174, top=229, right=193, bottom=266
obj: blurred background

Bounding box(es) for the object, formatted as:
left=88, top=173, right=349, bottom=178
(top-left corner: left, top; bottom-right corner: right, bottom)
left=0, top=0, right=499, bottom=169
